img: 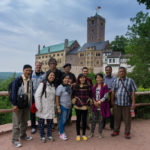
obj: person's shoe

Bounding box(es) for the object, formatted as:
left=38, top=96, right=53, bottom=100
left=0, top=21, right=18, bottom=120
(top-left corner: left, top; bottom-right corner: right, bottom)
left=48, top=136, right=55, bottom=141
left=98, top=133, right=104, bottom=138
left=12, top=141, right=22, bottom=148
left=59, top=133, right=68, bottom=140
left=31, top=128, right=36, bottom=134
left=88, top=133, right=94, bottom=138
left=125, top=133, right=131, bottom=139
left=76, top=136, right=80, bottom=141
left=111, top=131, right=119, bottom=137
left=82, top=136, right=88, bottom=141
left=59, top=132, right=68, bottom=138
left=41, top=137, right=46, bottom=143
left=21, top=136, right=33, bottom=141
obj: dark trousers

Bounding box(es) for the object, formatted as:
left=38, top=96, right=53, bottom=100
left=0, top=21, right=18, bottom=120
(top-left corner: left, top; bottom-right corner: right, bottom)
left=114, top=104, right=131, bottom=134
left=30, top=97, right=36, bottom=128
left=103, top=114, right=114, bottom=130
left=75, top=109, right=88, bottom=136
left=38, top=118, right=53, bottom=138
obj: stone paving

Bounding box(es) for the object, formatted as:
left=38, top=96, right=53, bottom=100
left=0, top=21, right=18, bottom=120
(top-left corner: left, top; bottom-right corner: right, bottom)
left=0, top=119, right=150, bottom=150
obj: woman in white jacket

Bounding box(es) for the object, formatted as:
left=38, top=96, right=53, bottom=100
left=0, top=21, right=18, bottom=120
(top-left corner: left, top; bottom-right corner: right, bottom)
left=35, top=71, right=55, bottom=143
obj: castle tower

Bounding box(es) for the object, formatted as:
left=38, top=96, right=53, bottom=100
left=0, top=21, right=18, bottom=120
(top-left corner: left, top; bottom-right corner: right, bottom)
left=87, top=13, right=105, bottom=43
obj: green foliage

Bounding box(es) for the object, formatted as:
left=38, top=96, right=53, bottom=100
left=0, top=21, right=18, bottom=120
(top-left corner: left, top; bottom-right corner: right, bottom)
left=137, top=0, right=150, bottom=9
left=126, top=11, right=150, bottom=88
left=110, top=35, right=129, bottom=53
left=0, top=74, right=16, bottom=125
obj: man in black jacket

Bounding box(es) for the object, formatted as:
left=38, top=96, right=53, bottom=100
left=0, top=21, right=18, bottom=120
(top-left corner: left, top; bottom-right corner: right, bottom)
left=46, top=57, right=62, bottom=88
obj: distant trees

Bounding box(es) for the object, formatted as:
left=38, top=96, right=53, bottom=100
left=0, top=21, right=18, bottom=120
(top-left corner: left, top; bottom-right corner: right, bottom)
left=126, top=11, right=150, bottom=87
left=137, top=0, right=150, bottom=9
left=109, top=35, right=129, bottom=53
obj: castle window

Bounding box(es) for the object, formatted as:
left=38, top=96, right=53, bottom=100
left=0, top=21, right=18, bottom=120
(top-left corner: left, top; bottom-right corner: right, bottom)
left=46, top=56, right=47, bottom=58
left=80, top=62, right=83, bottom=65
left=101, top=22, right=103, bottom=26
left=39, top=57, right=41, bottom=59
left=109, top=59, right=112, bottom=63
left=96, top=61, right=99, bottom=64
left=61, top=53, right=63, bottom=56
left=57, top=54, right=59, bottom=56
left=42, top=56, right=44, bottom=58
left=53, top=54, right=55, bottom=57
left=80, top=53, right=84, bottom=57
left=113, top=59, right=115, bottom=63
left=96, top=53, right=100, bottom=56
left=92, top=20, right=94, bottom=24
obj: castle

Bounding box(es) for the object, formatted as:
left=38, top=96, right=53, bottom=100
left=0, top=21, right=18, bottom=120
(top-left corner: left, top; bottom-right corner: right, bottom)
left=35, top=12, right=131, bottom=75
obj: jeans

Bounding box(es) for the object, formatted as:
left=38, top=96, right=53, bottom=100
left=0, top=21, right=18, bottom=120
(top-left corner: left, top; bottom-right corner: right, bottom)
left=59, top=105, right=71, bottom=134
left=38, top=118, right=53, bottom=137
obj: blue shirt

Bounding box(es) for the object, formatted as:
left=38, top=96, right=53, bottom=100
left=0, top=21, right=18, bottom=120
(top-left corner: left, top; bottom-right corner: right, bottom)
left=112, top=77, right=137, bottom=106
left=104, top=75, right=116, bottom=90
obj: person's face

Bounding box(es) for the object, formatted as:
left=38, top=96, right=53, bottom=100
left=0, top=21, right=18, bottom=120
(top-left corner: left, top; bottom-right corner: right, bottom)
left=64, top=66, right=71, bottom=74
left=79, top=76, right=86, bottom=84
left=49, top=63, right=56, bottom=70
left=82, top=69, right=88, bottom=77
left=96, top=75, right=103, bottom=84
left=35, top=62, right=42, bottom=73
left=63, top=76, right=70, bottom=84
left=48, top=72, right=55, bottom=82
left=23, top=68, right=32, bottom=78
left=119, top=68, right=126, bottom=79
left=105, top=67, right=112, bottom=76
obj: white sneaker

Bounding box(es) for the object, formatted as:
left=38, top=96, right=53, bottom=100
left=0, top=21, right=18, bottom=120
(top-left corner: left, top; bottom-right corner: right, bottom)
left=59, top=132, right=67, bottom=138
left=31, top=128, right=36, bottom=134
left=48, top=136, right=55, bottom=141
left=12, top=141, right=22, bottom=148
left=59, top=133, right=68, bottom=140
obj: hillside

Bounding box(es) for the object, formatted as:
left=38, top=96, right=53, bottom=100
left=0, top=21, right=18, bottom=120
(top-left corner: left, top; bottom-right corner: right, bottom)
left=0, top=72, right=22, bottom=80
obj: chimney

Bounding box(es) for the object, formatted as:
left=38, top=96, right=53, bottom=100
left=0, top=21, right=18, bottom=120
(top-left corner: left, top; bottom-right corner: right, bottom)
left=64, top=39, right=68, bottom=49
left=43, top=45, right=45, bottom=48
left=38, top=44, right=40, bottom=54
left=48, top=47, right=50, bottom=53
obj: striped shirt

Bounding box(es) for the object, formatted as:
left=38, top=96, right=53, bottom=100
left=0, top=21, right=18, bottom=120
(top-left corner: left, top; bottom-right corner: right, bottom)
left=112, top=77, right=137, bottom=106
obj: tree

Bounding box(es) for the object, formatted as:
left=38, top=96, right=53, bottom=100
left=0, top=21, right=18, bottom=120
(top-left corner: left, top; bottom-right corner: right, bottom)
left=137, top=0, right=150, bottom=9
left=109, top=35, right=129, bottom=53
left=126, top=11, right=150, bottom=88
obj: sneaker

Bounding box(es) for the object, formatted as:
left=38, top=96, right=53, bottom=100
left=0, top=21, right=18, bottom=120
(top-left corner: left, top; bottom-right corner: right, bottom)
left=22, top=136, right=33, bottom=141
left=76, top=136, right=80, bottom=141
left=59, top=132, right=67, bottom=138
left=98, top=133, right=104, bottom=138
left=88, top=133, right=94, bottom=138
left=41, top=137, right=46, bottom=143
left=111, top=131, right=119, bottom=137
left=31, top=128, right=36, bottom=134
left=125, top=134, right=131, bottom=139
left=12, top=141, right=22, bottom=148
left=59, top=134, right=68, bottom=140
left=48, top=136, right=55, bottom=141
left=82, top=136, right=88, bottom=141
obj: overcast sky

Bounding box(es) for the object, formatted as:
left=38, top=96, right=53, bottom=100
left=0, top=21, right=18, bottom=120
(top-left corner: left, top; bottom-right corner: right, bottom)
left=0, top=0, right=148, bottom=72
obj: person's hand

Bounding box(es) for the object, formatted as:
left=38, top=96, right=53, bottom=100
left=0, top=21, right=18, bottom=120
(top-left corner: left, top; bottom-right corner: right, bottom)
left=131, top=103, right=135, bottom=110
left=94, top=101, right=100, bottom=107
left=57, top=108, right=61, bottom=114
left=13, top=106, right=18, bottom=112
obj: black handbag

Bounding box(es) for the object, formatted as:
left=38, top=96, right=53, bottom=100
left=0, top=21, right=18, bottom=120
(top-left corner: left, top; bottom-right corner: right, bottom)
left=17, top=94, right=28, bottom=109
left=17, top=81, right=29, bottom=109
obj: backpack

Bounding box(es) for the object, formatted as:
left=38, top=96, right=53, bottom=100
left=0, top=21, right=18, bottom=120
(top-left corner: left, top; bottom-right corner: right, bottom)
left=8, top=76, right=23, bottom=102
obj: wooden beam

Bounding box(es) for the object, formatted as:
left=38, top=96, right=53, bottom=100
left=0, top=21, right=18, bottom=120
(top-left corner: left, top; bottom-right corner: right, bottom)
left=0, top=109, right=13, bottom=114
left=135, top=91, right=150, bottom=95
left=0, top=91, right=9, bottom=96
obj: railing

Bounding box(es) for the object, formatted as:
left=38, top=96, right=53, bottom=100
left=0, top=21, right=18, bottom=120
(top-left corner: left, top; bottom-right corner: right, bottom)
left=0, top=91, right=150, bottom=114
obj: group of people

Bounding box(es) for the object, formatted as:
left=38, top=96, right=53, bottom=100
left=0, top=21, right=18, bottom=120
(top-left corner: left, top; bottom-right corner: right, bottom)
left=10, top=57, right=137, bottom=148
